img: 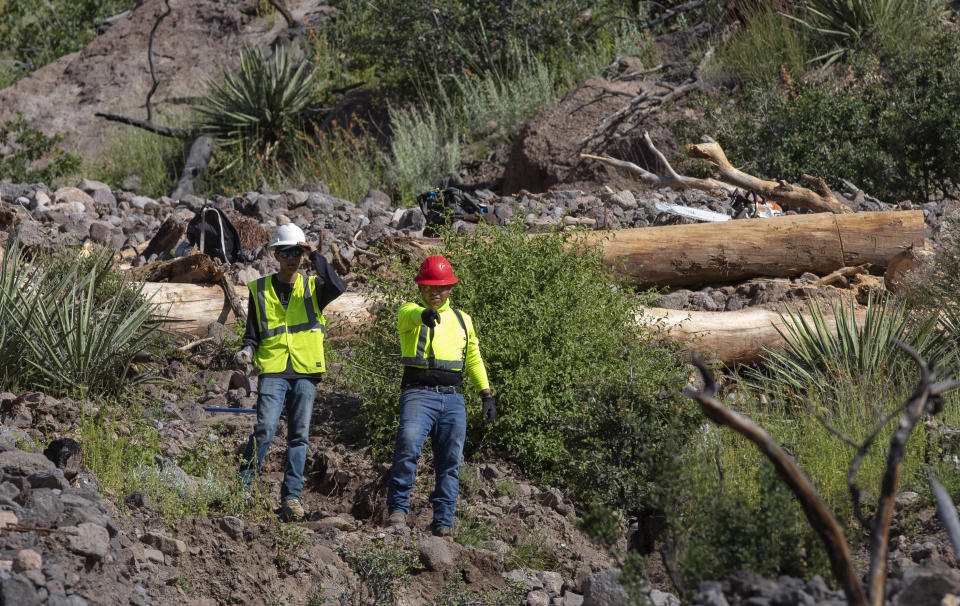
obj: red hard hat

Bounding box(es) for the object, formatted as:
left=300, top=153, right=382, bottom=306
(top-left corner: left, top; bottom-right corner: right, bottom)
left=415, top=255, right=458, bottom=285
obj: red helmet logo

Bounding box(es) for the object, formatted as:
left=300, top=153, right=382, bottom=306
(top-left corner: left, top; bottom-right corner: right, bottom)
left=415, top=255, right=458, bottom=285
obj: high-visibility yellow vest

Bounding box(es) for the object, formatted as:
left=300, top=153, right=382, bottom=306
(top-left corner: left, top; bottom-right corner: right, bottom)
left=248, top=274, right=327, bottom=375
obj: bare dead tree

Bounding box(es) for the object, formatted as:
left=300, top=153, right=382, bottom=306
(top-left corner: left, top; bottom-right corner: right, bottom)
left=268, top=0, right=296, bottom=28
left=145, top=0, right=172, bottom=123
left=581, top=132, right=852, bottom=214
left=683, top=340, right=960, bottom=606
left=96, top=0, right=178, bottom=135
left=583, top=47, right=713, bottom=146
left=932, top=478, right=960, bottom=564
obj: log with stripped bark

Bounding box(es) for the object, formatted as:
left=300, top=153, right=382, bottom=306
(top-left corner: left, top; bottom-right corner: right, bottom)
left=142, top=281, right=859, bottom=364
left=582, top=211, right=924, bottom=289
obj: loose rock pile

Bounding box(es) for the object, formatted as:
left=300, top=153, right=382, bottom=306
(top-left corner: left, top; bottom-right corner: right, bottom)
left=2, top=179, right=960, bottom=605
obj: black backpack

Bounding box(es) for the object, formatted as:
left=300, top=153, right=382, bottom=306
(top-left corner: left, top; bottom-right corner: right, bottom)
left=417, top=188, right=484, bottom=226
left=186, top=205, right=244, bottom=263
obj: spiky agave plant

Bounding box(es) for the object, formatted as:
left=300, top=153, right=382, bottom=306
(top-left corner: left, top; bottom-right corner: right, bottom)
left=745, top=293, right=943, bottom=411
left=0, top=242, right=159, bottom=397
left=195, top=43, right=319, bottom=164
left=784, top=0, right=943, bottom=66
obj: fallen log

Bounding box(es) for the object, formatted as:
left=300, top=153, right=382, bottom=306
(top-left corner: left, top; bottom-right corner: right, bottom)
left=141, top=282, right=370, bottom=335
left=127, top=253, right=222, bottom=284
left=647, top=305, right=867, bottom=365
left=582, top=132, right=852, bottom=214
left=580, top=210, right=924, bottom=288
left=143, top=281, right=858, bottom=364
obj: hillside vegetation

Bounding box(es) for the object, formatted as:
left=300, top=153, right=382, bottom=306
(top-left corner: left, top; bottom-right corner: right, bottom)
left=5, top=0, right=960, bottom=604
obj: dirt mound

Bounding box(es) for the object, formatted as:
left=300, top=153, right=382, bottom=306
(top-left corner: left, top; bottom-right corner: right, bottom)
left=0, top=0, right=332, bottom=164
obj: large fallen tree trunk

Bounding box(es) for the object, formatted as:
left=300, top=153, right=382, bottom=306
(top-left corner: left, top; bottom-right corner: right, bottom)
left=582, top=210, right=924, bottom=288
left=141, top=283, right=370, bottom=335
left=647, top=306, right=867, bottom=365
left=143, top=282, right=858, bottom=364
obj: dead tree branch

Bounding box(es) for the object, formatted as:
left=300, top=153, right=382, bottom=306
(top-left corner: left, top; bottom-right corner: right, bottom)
left=146, top=0, right=172, bottom=123
left=582, top=133, right=852, bottom=214
left=583, top=47, right=713, bottom=145
left=685, top=342, right=960, bottom=606
left=268, top=0, right=296, bottom=28
left=93, top=113, right=191, bottom=138
left=866, top=341, right=960, bottom=605
left=686, top=138, right=851, bottom=214
left=581, top=132, right=732, bottom=194
left=932, top=478, right=960, bottom=565
left=684, top=355, right=868, bottom=606
left=810, top=264, right=870, bottom=287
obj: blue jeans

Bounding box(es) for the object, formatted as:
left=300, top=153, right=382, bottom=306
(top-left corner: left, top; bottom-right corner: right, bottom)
left=386, top=387, right=467, bottom=531
left=239, top=377, right=316, bottom=500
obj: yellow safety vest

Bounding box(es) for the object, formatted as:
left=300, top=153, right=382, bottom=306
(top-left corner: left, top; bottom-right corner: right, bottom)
left=248, top=274, right=327, bottom=375
left=398, top=301, right=473, bottom=371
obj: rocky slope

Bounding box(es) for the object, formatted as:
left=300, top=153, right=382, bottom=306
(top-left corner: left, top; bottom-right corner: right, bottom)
left=0, top=178, right=959, bottom=605
left=0, top=0, right=334, bottom=163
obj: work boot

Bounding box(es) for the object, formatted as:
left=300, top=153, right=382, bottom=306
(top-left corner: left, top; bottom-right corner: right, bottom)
left=431, top=526, right=452, bottom=538
left=387, top=512, right=406, bottom=528
left=281, top=498, right=306, bottom=521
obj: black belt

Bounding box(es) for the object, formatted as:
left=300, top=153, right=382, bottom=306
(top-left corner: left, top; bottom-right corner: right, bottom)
left=404, top=384, right=459, bottom=394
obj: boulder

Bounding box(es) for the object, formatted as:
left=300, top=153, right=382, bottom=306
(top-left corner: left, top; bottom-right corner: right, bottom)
left=583, top=568, right=629, bottom=606
left=893, top=562, right=960, bottom=606
left=418, top=536, right=459, bottom=571
left=0, top=449, right=56, bottom=476
left=66, top=523, right=110, bottom=559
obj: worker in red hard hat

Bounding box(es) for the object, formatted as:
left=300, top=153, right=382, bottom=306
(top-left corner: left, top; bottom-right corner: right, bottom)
left=385, top=254, right=497, bottom=536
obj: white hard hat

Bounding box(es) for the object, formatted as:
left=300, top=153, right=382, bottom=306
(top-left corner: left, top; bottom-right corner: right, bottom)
left=268, top=224, right=306, bottom=248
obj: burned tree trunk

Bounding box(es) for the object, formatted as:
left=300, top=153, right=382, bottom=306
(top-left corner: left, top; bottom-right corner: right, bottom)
left=171, top=134, right=216, bottom=199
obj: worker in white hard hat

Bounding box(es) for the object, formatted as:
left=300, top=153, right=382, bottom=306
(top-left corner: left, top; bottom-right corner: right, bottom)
left=235, top=223, right=346, bottom=521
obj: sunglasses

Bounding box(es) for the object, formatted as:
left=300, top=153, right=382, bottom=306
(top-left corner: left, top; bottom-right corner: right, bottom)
left=276, top=248, right=304, bottom=259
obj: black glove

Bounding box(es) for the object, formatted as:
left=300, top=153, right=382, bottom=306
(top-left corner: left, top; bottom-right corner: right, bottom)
left=481, top=394, right=497, bottom=425
left=421, top=307, right=441, bottom=328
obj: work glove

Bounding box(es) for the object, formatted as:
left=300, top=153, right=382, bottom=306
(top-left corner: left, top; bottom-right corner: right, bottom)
left=421, top=307, right=441, bottom=328
left=232, top=347, right=253, bottom=370
left=481, top=394, right=498, bottom=425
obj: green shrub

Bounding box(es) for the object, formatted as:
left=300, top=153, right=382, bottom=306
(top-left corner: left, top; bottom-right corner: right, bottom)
left=341, top=540, right=420, bottom=606
left=432, top=575, right=526, bottom=606
left=0, top=243, right=159, bottom=398
left=327, top=0, right=630, bottom=96
left=343, top=223, right=687, bottom=484
left=428, top=47, right=557, bottom=157
left=0, top=112, right=81, bottom=184
left=678, top=458, right=829, bottom=589
left=568, top=377, right=697, bottom=518
left=504, top=531, right=559, bottom=571
left=387, top=106, right=460, bottom=203
left=305, top=122, right=387, bottom=203
left=0, top=1, right=136, bottom=78
left=712, top=7, right=813, bottom=88
left=711, top=30, right=960, bottom=204
left=80, top=410, right=161, bottom=496
left=453, top=507, right=493, bottom=548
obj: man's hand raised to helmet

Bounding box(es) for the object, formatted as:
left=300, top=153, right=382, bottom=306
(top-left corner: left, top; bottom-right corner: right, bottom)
left=421, top=307, right=441, bottom=328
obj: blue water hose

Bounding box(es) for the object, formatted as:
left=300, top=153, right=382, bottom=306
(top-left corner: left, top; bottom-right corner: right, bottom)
left=203, top=406, right=257, bottom=414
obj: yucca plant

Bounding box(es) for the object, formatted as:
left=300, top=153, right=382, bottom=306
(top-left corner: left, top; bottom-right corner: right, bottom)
left=785, top=0, right=943, bottom=66
left=0, top=242, right=159, bottom=397
left=745, top=294, right=943, bottom=409
left=195, top=43, right=320, bottom=164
